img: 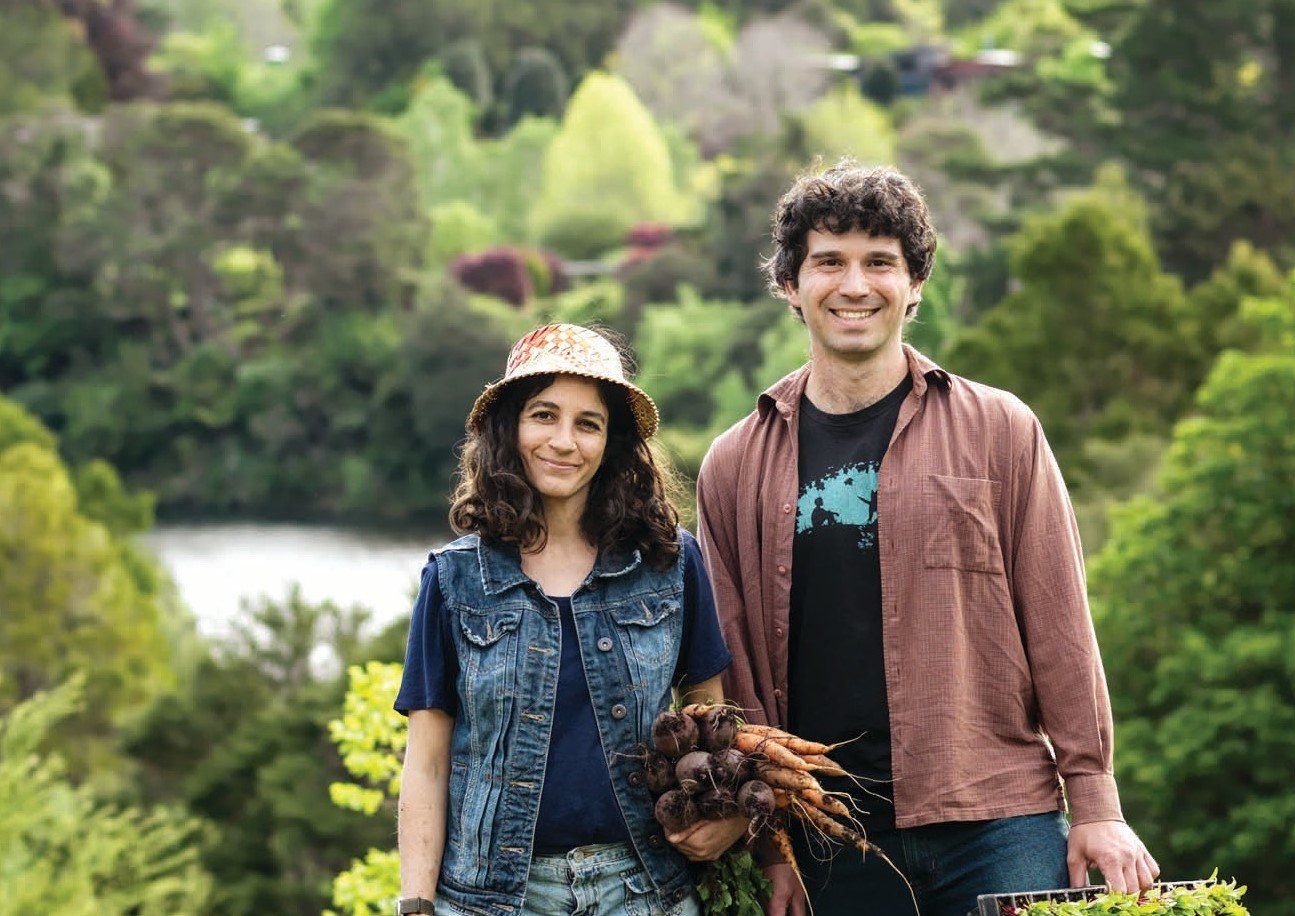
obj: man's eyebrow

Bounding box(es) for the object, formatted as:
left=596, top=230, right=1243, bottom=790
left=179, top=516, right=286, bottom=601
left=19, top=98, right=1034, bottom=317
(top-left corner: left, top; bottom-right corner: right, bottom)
left=806, top=248, right=902, bottom=262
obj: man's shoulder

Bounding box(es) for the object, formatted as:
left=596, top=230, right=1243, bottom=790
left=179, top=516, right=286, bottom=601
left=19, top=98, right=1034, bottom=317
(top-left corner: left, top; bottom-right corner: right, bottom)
left=699, top=406, right=769, bottom=486
left=940, top=370, right=1039, bottom=433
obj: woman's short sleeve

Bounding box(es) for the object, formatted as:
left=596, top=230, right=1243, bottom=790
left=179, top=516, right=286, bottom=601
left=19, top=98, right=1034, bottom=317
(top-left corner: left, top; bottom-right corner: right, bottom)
left=675, top=530, right=733, bottom=687
left=394, top=557, right=459, bottom=715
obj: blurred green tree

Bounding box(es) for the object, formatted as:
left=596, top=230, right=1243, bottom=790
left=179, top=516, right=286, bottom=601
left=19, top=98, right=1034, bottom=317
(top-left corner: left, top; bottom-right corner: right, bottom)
left=0, top=676, right=212, bottom=915
left=1091, top=286, right=1295, bottom=910
left=503, top=46, right=569, bottom=125
left=440, top=39, right=493, bottom=111
left=0, top=396, right=178, bottom=765
left=531, top=73, right=693, bottom=258
left=944, top=174, right=1194, bottom=483
left=127, top=588, right=400, bottom=915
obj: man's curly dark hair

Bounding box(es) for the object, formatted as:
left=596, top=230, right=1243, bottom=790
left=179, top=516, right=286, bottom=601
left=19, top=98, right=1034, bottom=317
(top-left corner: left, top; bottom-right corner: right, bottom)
left=762, top=160, right=937, bottom=319
left=449, top=374, right=682, bottom=570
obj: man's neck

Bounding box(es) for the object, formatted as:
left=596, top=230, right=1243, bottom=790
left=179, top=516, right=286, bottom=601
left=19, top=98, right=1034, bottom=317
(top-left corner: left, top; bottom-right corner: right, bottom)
left=804, top=344, right=909, bottom=415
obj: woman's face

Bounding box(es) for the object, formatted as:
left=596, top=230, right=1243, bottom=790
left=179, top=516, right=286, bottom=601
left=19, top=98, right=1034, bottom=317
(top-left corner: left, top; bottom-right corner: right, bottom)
left=516, top=376, right=609, bottom=510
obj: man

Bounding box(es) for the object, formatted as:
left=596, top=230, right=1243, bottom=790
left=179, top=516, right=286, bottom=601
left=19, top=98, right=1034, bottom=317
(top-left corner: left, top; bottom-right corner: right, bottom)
left=692, top=163, right=1158, bottom=915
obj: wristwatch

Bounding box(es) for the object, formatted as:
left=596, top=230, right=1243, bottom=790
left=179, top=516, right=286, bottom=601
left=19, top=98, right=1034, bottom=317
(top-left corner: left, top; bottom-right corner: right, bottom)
left=397, top=896, right=435, bottom=915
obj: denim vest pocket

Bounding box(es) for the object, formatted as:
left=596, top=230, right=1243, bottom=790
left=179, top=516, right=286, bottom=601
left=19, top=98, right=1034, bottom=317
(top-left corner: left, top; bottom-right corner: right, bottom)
left=922, top=474, right=1004, bottom=574
left=610, top=595, right=682, bottom=666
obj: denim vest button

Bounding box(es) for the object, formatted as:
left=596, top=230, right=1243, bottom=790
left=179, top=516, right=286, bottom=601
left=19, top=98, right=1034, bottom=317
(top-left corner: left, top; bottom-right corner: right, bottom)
left=597, top=636, right=613, bottom=651
left=628, top=770, right=644, bottom=787
left=611, top=703, right=628, bottom=720
left=648, top=834, right=664, bottom=848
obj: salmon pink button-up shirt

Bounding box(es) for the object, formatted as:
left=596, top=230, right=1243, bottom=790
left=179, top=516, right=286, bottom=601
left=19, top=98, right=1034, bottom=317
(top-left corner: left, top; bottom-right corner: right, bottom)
left=695, top=345, right=1124, bottom=829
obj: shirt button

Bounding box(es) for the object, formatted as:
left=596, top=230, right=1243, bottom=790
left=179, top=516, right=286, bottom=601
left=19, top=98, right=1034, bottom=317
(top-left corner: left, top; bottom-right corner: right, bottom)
left=775, top=627, right=784, bottom=638
left=611, top=704, right=628, bottom=720
left=597, top=636, right=613, bottom=652
left=773, top=688, right=783, bottom=699
left=782, top=503, right=792, bottom=513
left=777, top=565, right=787, bottom=575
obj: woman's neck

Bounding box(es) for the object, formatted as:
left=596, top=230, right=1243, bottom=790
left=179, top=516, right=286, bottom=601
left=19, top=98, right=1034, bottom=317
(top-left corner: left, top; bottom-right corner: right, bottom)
left=522, top=493, right=598, bottom=597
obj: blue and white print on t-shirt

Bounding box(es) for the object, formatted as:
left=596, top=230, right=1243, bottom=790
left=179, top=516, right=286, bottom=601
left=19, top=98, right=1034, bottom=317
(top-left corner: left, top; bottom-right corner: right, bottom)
left=795, top=460, right=881, bottom=549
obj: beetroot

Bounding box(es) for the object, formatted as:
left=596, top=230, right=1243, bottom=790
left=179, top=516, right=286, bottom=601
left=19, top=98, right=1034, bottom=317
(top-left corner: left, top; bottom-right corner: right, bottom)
left=708, top=748, right=752, bottom=788
left=654, top=789, right=697, bottom=834
left=652, top=711, right=698, bottom=758
left=697, top=706, right=740, bottom=752
left=644, top=750, right=678, bottom=795
left=736, top=780, right=775, bottom=821
left=674, top=750, right=715, bottom=794
left=697, top=786, right=740, bottom=820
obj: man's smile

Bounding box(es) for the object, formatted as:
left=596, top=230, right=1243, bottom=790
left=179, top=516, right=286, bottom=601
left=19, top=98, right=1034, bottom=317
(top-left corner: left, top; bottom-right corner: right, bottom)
left=828, top=305, right=882, bottom=321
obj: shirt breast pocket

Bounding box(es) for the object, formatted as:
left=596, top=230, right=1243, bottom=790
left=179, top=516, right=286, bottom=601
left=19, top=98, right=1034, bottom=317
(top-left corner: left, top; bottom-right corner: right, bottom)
left=922, top=474, right=1004, bottom=575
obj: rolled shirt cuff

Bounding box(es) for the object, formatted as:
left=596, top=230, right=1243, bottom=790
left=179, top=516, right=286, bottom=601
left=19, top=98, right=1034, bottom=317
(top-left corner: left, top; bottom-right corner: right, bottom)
left=1064, top=772, right=1124, bottom=825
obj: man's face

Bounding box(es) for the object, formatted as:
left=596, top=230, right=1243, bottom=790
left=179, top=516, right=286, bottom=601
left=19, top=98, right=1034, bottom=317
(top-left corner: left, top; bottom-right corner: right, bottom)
left=785, top=230, right=924, bottom=365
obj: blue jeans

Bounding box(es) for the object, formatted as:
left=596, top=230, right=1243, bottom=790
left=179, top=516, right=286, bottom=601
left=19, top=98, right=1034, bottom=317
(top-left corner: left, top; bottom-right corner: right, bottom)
left=435, top=842, right=701, bottom=916
left=797, top=811, right=1070, bottom=916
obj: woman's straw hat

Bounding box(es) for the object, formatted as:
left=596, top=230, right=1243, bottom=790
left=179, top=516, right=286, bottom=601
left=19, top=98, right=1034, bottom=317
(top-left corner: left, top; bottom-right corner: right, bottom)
left=467, top=324, right=659, bottom=438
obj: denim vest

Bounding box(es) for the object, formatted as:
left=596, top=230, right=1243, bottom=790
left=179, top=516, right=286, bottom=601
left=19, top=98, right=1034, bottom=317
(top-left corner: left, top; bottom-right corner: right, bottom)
left=433, top=532, right=695, bottom=915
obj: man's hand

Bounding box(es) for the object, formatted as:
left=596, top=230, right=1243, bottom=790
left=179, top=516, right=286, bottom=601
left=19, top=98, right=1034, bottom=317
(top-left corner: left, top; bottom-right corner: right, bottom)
left=1068, top=820, right=1159, bottom=893
left=667, top=816, right=750, bottom=862
left=762, top=862, right=806, bottom=916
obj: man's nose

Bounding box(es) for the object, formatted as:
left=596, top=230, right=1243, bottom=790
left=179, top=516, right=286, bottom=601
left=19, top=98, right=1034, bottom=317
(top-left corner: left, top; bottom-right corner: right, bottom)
left=837, top=262, right=870, bottom=297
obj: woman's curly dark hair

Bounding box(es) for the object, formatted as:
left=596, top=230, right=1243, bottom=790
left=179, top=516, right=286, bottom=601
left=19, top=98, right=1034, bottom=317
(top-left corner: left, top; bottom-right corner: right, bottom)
left=763, top=160, right=937, bottom=319
left=449, top=374, right=682, bottom=569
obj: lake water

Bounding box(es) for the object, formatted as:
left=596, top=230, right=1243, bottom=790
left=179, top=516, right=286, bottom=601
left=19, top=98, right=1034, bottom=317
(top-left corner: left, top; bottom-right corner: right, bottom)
left=145, top=523, right=448, bottom=640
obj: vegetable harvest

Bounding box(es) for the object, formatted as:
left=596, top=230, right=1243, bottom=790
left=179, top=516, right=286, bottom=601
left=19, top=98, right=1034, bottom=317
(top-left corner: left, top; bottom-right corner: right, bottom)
left=645, top=703, right=903, bottom=914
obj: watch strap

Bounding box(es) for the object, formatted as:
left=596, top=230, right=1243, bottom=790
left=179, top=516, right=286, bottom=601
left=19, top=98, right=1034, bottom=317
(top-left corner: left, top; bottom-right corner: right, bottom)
left=397, top=896, right=435, bottom=915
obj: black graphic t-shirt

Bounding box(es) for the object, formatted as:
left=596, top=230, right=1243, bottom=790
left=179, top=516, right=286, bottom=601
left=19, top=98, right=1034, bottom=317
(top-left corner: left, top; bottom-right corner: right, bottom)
left=788, top=374, right=911, bottom=830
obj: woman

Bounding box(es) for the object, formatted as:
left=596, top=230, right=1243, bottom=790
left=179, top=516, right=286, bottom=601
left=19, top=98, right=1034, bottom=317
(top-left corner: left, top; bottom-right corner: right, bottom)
left=394, top=324, right=736, bottom=916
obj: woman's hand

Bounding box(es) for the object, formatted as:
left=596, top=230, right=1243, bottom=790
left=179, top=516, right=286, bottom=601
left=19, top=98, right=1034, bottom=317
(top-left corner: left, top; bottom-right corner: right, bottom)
left=666, top=815, right=750, bottom=862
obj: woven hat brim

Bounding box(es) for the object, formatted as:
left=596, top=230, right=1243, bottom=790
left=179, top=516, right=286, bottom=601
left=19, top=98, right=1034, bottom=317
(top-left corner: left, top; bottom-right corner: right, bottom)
left=467, top=368, right=660, bottom=440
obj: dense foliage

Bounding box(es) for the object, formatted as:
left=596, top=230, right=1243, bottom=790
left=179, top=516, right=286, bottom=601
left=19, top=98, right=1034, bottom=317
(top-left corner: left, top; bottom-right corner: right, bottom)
left=4, top=1, right=1293, bottom=912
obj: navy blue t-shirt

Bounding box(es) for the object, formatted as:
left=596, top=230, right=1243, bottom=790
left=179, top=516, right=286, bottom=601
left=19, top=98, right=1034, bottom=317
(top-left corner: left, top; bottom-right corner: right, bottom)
left=394, top=531, right=731, bottom=850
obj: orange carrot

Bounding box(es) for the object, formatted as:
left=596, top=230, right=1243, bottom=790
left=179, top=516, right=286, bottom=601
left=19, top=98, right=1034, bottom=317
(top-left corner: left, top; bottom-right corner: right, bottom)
left=756, top=764, right=824, bottom=793
left=802, top=753, right=846, bottom=775
left=798, top=787, right=851, bottom=819
left=737, top=724, right=833, bottom=756
left=791, top=798, right=876, bottom=857
left=733, top=731, right=814, bottom=770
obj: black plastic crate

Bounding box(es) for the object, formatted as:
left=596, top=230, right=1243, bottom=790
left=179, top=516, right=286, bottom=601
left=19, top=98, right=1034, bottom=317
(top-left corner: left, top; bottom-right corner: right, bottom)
left=976, top=880, right=1209, bottom=915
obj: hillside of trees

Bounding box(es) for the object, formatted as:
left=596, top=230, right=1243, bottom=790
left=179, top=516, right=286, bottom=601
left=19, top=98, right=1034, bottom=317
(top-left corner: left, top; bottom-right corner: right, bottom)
left=3, top=0, right=1294, bottom=912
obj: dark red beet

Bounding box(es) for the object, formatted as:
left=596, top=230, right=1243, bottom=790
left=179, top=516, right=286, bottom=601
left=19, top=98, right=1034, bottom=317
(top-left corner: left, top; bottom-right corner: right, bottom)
left=654, top=789, right=697, bottom=833
left=736, top=780, right=775, bottom=820
left=697, top=706, right=740, bottom=752
left=697, top=786, right=740, bottom=819
left=708, top=748, right=751, bottom=788
left=652, top=711, right=698, bottom=758
left=644, top=750, right=678, bottom=795
left=675, top=750, right=714, bottom=794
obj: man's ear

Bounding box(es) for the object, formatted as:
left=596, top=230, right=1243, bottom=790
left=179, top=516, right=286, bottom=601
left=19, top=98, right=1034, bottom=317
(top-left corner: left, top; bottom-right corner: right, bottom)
left=783, top=278, right=800, bottom=308
left=909, top=277, right=926, bottom=304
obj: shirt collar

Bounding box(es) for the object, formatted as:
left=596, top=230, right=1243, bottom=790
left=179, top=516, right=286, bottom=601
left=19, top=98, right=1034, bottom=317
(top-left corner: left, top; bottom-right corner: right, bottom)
left=757, top=343, right=950, bottom=420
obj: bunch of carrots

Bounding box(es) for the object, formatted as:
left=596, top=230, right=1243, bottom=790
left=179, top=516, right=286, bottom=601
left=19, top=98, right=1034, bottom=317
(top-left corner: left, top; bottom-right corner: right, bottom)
left=646, top=702, right=884, bottom=885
